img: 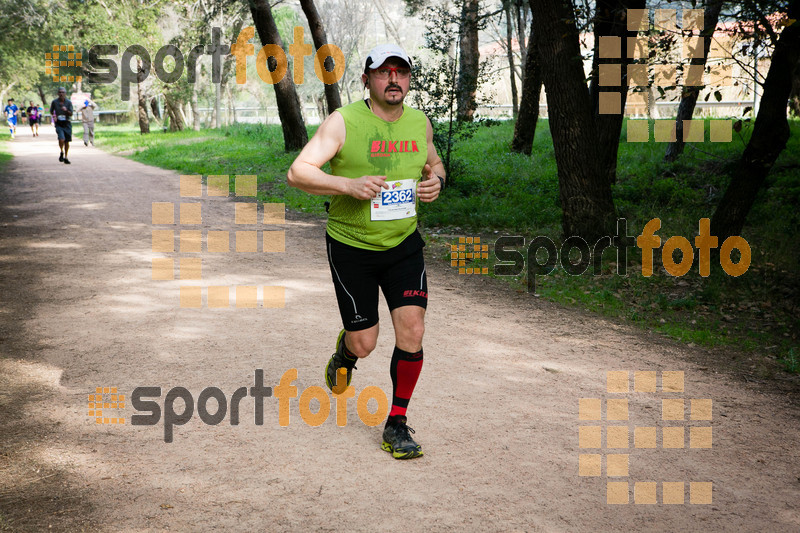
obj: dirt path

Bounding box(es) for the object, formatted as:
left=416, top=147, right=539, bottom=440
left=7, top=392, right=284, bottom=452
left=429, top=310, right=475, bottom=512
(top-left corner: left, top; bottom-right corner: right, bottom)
left=1, top=129, right=799, bottom=532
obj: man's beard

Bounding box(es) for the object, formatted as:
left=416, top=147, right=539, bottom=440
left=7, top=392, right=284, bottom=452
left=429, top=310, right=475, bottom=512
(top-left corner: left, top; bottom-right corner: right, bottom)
left=385, top=84, right=403, bottom=103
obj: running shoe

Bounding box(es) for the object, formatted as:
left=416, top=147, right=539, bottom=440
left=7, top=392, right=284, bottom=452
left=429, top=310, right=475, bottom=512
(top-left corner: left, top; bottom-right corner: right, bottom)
left=324, top=329, right=356, bottom=392
left=382, top=416, right=424, bottom=459
left=63, top=158, right=70, bottom=164
left=59, top=153, right=64, bottom=161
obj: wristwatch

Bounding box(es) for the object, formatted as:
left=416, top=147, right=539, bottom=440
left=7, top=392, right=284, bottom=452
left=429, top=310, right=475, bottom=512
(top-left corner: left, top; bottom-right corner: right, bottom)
left=436, top=175, right=445, bottom=191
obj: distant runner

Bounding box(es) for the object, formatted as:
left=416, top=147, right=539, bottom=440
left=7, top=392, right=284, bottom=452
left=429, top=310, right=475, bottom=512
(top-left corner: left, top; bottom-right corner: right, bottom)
left=4, top=98, right=18, bottom=139
left=26, top=101, right=42, bottom=137
left=49, top=88, right=73, bottom=164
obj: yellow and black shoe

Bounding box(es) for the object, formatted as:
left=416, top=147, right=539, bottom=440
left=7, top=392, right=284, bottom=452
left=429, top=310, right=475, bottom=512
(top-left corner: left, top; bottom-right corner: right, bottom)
left=325, top=329, right=356, bottom=392
left=381, top=415, right=424, bottom=459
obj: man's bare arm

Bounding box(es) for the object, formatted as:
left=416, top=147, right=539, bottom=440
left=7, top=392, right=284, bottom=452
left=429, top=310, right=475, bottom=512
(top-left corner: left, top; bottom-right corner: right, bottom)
left=287, top=112, right=390, bottom=200
left=417, top=117, right=446, bottom=203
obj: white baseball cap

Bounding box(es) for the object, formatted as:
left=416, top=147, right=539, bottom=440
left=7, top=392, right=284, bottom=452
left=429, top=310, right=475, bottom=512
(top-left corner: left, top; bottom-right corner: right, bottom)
left=364, top=44, right=412, bottom=71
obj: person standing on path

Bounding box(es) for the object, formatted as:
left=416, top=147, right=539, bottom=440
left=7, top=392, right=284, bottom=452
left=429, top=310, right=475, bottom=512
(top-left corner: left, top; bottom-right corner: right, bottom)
left=49, top=88, right=73, bottom=164
left=287, top=44, right=446, bottom=460
left=4, top=99, right=18, bottom=139
left=26, top=101, right=42, bottom=137
left=79, top=99, right=97, bottom=146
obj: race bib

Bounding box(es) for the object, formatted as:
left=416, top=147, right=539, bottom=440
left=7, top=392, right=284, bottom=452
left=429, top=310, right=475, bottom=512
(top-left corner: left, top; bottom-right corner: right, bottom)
left=57, top=115, right=66, bottom=121
left=370, top=179, right=417, bottom=221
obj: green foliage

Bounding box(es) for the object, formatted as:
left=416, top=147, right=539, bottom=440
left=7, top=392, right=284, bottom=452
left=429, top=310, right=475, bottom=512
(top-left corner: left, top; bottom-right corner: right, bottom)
left=417, top=120, right=560, bottom=230
left=273, top=5, right=301, bottom=45
left=409, top=0, right=488, bottom=182
left=780, top=348, right=799, bottom=374
left=0, top=0, right=58, bottom=94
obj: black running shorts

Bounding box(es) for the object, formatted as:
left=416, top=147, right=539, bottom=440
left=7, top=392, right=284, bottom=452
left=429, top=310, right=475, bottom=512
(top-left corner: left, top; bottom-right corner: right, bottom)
left=326, top=230, right=428, bottom=331
left=55, top=122, right=72, bottom=142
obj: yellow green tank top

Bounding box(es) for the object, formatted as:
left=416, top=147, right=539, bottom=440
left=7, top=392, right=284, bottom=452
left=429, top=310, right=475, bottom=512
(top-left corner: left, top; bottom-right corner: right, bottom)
left=327, top=100, right=428, bottom=250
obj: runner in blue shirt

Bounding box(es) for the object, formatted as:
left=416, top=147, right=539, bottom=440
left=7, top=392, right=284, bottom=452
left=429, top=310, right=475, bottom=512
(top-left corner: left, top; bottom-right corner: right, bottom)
left=4, top=99, right=18, bottom=139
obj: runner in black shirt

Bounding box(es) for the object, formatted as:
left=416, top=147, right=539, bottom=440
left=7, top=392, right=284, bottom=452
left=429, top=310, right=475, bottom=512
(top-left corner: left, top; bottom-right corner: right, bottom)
left=49, top=87, right=73, bottom=164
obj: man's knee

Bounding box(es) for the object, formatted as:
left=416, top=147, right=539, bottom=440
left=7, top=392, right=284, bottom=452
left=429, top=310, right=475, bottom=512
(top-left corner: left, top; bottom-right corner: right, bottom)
left=407, top=322, right=425, bottom=345
left=397, top=314, right=425, bottom=345
left=345, top=330, right=377, bottom=358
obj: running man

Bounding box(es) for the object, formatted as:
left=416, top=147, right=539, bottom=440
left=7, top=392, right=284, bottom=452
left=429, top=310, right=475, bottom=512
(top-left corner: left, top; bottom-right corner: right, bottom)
left=49, top=88, right=73, bottom=164
left=287, top=44, right=446, bottom=460
left=79, top=99, right=97, bottom=146
left=26, top=101, right=42, bottom=137
left=4, top=99, right=18, bottom=139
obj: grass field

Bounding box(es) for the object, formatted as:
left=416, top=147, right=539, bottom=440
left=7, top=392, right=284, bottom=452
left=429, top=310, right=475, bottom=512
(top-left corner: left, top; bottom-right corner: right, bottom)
left=0, top=137, right=12, bottom=170
left=92, top=118, right=800, bottom=376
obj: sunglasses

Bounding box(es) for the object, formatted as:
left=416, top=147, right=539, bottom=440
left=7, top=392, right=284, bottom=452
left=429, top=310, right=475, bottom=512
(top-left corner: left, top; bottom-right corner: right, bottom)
left=371, top=66, right=411, bottom=80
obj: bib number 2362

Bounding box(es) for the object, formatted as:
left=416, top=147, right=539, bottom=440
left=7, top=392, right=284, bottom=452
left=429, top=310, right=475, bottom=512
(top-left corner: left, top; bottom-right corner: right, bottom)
left=370, top=179, right=417, bottom=221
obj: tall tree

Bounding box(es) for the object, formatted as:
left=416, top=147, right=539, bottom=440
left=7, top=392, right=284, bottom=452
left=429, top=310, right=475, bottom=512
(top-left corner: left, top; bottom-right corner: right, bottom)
left=248, top=0, right=308, bottom=150
left=456, top=0, right=480, bottom=121
left=664, top=0, right=725, bottom=162
left=299, top=0, right=342, bottom=115
left=514, top=0, right=528, bottom=67
left=511, top=18, right=542, bottom=154
left=790, top=56, right=800, bottom=116
left=221, top=19, right=245, bottom=126
left=711, top=0, right=800, bottom=241
left=136, top=57, right=150, bottom=134
left=587, top=0, right=646, bottom=184
left=503, top=0, right=519, bottom=117
left=529, top=0, right=617, bottom=241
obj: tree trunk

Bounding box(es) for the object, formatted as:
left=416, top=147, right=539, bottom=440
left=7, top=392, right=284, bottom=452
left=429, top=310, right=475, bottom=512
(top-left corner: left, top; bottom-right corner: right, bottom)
left=249, top=0, right=308, bottom=151
left=788, top=56, right=800, bottom=117
left=214, top=82, right=221, bottom=128
left=664, top=0, right=724, bottom=161
left=344, top=79, right=352, bottom=105
left=588, top=0, right=645, bottom=185
left=529, top=0, right=616, bottom=242
left=316, top=95, right=326, bottom=123
left=504, top=1, right=519, bottom=117
left=136, top=58, right=150, bottom=134
left=150, top=96, right=161, bottom=120
left=165, top=94, right=185, bottom=132
left=220, top=19, right=243, bottom=127
left=190, top=84, right=200, bottom=131
left=299, top=0, right=342, bottom=114
left=710, top=0, right=800, bottom=241
left=179, top=103, right=189, bottom=130
left=511, top=17, right=542, bottom=154
left=515, top=0, right=527, bottom=67
left=456, top=0, right=480, bottom=121
left=375, top=0, right=404, bottom=44
left=227, top=85, right=237, bottom=125
left=36, top=85, right=46, bottom=110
